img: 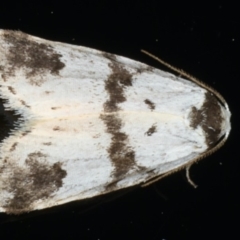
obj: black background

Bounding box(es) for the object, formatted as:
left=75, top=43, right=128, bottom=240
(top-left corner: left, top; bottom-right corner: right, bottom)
left=0, top=1, right=239, bottom=239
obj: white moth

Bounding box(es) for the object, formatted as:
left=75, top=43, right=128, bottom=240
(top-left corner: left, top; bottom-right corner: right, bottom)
left=0, top=30, right=231, bottom=214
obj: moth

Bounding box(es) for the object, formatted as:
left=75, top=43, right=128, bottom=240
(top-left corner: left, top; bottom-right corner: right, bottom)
left=0, top=30, right=231, bottom=214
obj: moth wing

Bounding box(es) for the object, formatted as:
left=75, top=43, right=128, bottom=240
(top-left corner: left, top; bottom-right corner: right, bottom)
left=0, top=30, right=230, bottom=213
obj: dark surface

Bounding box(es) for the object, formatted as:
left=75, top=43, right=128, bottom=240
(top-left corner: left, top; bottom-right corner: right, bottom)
left=0, top=1, right=238, bottom=239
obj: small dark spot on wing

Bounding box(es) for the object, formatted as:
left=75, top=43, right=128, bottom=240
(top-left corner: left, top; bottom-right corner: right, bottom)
left=145, top=124, right=157, bottom=136
left=20, top=100, right=30, bottom=108
left=10, top=142, right=18, bottom=151
left=144, top=99, right=155, bottom=111
left=21, top=130, right=31, bottom=137
left=51, top=107, right=60, bottom=110
left=53, top=126, right=60, bottom=131
left=8, top=86, right=16, bottom=94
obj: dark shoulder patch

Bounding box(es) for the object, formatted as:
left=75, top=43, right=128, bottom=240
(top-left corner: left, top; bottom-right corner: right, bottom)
left=3, top=152, right=67, bottom=214
left=3, top=31, right=65, bottom=77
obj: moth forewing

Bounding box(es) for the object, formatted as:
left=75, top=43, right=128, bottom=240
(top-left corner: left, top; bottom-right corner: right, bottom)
left=0, top=30, right=231, bottom=214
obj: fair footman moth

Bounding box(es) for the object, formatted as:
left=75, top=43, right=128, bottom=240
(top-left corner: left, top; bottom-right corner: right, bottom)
left=0, top=30, right=231, bottom=214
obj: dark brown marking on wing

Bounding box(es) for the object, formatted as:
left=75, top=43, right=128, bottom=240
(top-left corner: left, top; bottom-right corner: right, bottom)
left=102, top=55, right=133, bottom=112
left=145, top=124, right=157, bottom=136
left=2, top=152, right=67, bottom=214
left=189, top=92, right=224, bottom=147
left=21, top=130, right=32, bottom=137
left=51, top=107, right=61, bottom=110
left=20, top=100, right=30, bottom=108
left=144, top=99, right=155, bottom=111
left=8, top=86, right=16, bottom=94
left=100, top=114, right=136, bottom=182
left=100, top=54, right=139, bottom=191
left=2, top=31, right=65, bottom=78
left=10, top=142, right=18, bottom=151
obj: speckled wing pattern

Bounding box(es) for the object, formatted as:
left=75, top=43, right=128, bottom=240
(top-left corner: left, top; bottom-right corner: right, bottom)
left=0, top=30, right=231, bottom=214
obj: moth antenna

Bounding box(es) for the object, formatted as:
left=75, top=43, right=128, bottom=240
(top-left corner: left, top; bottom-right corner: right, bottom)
left=186, top=165, right=198, bottom=188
